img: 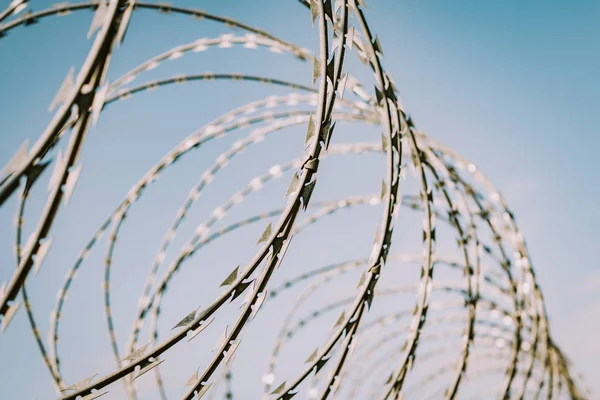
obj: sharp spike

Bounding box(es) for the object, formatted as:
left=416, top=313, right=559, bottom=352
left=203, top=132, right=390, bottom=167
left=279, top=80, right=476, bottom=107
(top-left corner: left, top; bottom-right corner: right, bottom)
left=120, top=342, right=152, bottom=363
left=1, top=302, right=20, bottom=333
left=34, top=238, right=53, bottom=275
left=48, top=149, right=64, bottom=191
left=172, top=307, right=199, bottom=330
left=0, top=139, right=29, bottom=178
left=87, top=0, right=107, bottom=39
left=334, top=311, right=345, bottom=328
left=305, top=348, right=319, bottom=363
left=312, top=56, right=321, bottom=84
left=49, top=68, right=75, bottom=111
left=285, top=173, right=300, bottom=198
left=91, top=83, right=109, bottom=127
left=61, top=373, right=98, bottom=392
left=135, top=358, right=165, bottom=379
left=301, top=180, right=317, bottom=211
left=271, top=381, right=286, bottom=395
left=257, top=222, right=272, bottom=244
left=184, top=368, right=199, bottom=387
left=63, top=164, right=83, bottom=205
left=309, top=0, right=318, bottom=25
left=220, top=266, right=239, bottom=287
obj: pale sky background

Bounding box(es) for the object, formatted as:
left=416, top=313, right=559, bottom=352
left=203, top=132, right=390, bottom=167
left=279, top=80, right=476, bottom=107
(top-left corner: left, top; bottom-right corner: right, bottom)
left=0, top=0, right=598, bottom=399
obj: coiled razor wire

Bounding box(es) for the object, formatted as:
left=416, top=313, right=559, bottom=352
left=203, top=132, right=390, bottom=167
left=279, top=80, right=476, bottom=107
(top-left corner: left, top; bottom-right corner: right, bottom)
left=0, top=0, right=591, bottom=399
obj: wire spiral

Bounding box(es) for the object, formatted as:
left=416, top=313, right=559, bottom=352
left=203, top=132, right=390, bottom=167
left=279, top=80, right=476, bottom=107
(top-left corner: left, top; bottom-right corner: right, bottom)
left=0, top=0, right=590, bottom=399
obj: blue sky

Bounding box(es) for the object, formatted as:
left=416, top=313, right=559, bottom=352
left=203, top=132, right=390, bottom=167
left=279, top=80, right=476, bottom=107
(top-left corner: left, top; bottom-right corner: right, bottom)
left=0, top=0, right=598, bottom=398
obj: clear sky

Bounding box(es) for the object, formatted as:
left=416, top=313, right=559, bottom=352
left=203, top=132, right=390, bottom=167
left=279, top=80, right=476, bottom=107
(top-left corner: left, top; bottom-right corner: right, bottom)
left=0, top=0, right=598, bottom=399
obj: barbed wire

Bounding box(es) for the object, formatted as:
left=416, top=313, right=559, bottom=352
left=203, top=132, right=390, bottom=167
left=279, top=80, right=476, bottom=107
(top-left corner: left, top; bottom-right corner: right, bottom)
left=0, top=0, right=591, bottom=399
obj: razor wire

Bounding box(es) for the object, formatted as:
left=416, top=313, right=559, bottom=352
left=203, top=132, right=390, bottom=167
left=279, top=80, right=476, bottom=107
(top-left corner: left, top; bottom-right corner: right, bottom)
left=0, top=0, right=591, bottom=399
